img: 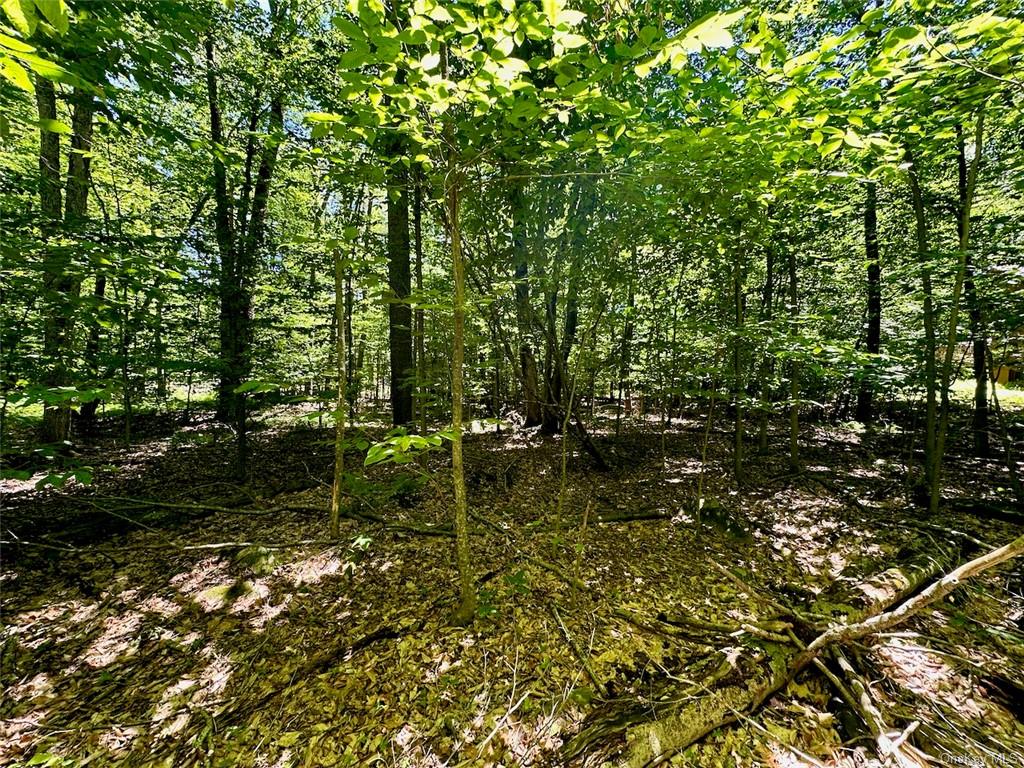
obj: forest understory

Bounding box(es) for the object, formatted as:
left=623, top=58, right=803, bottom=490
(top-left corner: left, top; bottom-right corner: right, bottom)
left=3, top=407, right=1023, bottom=768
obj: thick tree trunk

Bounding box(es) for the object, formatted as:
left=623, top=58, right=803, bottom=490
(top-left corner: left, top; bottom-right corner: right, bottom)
left=38, top=80, right=91, bottom=444
left=205, top=34, right=237, bottom=425
left=958, top=127, right=989, bottom=458
left=387, top=148, right=413, bottom=426
left=856, top=180, right=881, bottom=425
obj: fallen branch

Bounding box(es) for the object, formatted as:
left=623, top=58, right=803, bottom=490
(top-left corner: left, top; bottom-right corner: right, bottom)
left=617, top=531, right=1024, bottom=766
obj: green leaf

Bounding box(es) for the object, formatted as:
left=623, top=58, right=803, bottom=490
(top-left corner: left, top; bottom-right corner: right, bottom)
left=0, top=55, right=33, bottom=91
left=0, top=30, right=35, bottom=52
left=542, top=0, right=562, bottom=28
left=558, top=33, right=588, bottom=49
left=37, top=117, right=71, bottom=134
left=1, top=0, right=37, bottom=36
left=420, top=51, right=440, bottom=71
left=820, top=138, right=843, bottom=156
left=492, top=34, right=514, bottom=58
left=683, top=8, right=746, bottom=51
left=33, top=0, right=67, bottom=33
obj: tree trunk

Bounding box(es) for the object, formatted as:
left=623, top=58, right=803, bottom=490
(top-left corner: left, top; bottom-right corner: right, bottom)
left=37, top=78, right=83, bottom=444
left=907, top=155, right=937, bottom=496
left=446, top=153, right=475, bottom=626
left=387, top=147, right=414, bottom=426
left=787, top=246, right=800, bottom=470
left=931, top=113, right=984, bottom=515
left=330, top=245, right=348, bottom=538
left=758, top=245, right=775, bottom=450
left=541, top=287, right=561, bottom=435
left=511, top=182, right=542, bottom=427
left=205, top=34, right=237, bottom=426
left=958, top=126, right=989, bottom=458
left=616, top=259, right=635, bottom=436
left=856, top=180, right=881, bottom=425
left=732, top=251, right=744, bottom=483
left=414, top=167, right=426, bottom=433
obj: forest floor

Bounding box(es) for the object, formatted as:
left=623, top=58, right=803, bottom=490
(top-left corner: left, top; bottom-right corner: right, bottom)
left=2, top=407, right=1023, bottom=768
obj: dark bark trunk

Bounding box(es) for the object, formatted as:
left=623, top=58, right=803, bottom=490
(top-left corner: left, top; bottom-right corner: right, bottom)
left=206, top=34, right=237, bottom=424
left=511, top=183, right=542, bottom=427
left=616, top=264, right=635, bottom=435
left=414, top=167, right=425, bottom=432
left=856, top=180, right=881, bottom=425
left=78, top=275, right=107, bottom=427
left=387, top=145, right=413, bottom=426
left=37, top=77, right=66, bottom=443
left=732, top=251, right=744, bottom=483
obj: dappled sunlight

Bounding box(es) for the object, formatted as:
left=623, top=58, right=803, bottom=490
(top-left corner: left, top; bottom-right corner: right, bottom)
left=5, top=599, right=99, bottom=649
left=84, top=610, right=143, bottom=667
left=152, top=645, right=235, bottom=738
left=171, top=556, right=232, bottom=603
left=664, top=456, right=704, bottom=479
left=5, top=673, right=52, bottom=703
left=98, top=724, right=140, bottom=753
left=875, top=638, right=985, bottom=720
left=0, top=708, right=48, bottom=763
left=276, top=549, right=344, bottom=586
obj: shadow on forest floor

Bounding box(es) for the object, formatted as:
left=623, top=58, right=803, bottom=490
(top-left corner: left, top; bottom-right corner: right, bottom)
left=2, top=410, right=1023, bottom=767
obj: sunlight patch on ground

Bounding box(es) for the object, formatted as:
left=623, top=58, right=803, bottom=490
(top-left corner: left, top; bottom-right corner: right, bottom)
left=171, top=556, right=232, bottom=603
left=0, top=708, right=48, bottom=763
left=875, top=637, right=985, bottom=720
left=85, top=611, right=144, bottom=667
left=664, top=457, right=704, bottom=479
left=99, top=724, right=141, bottom=753
left=5, top=599, right=99, bottom=649
left=152, top=646, right=234, bottom=737
left=5, top=673, right=52, bottom=703
left=276, top=549, right=344, bottom=586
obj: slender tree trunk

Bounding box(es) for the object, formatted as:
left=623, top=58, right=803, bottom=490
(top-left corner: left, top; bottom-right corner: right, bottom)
left=856, top=180, right=881, bottom=425
left=787, top=246, right=800, bottom=470
left=958, top=126, right=989, bottom=458
left=330, top=246, right=348, bottom=538
left=541, top=287, right=561, bottom=435
left=447, top=153, right=475, bottom=626
left=511, top=182, right=542, bottom=427
left=758, top=245, right=775, bottom=450
left=387, top=146, right=413, bottom=426
left=732, top=252, right=744, bottom=483
left=907, top=157, right=937, bottom=494
left=616, top=259, right=635, bottom=436
left=414, top=167, right=426, bottom=433
left=931, top=113, right=985, bottom=515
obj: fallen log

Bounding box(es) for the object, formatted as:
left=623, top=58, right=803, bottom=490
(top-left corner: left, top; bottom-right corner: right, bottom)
left=611, top=532, right=1024, bottom=766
